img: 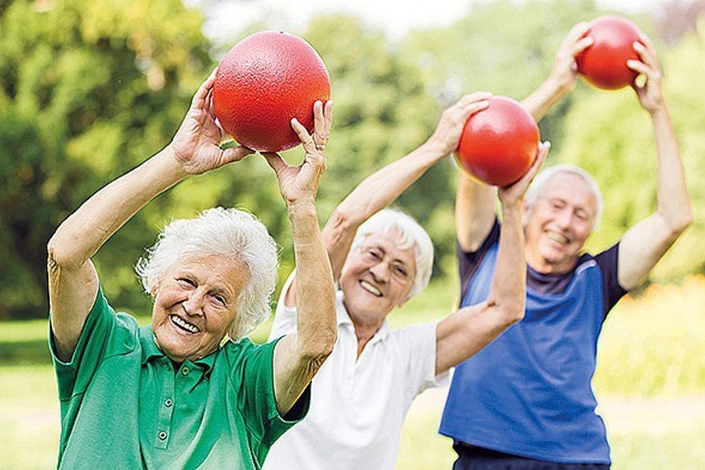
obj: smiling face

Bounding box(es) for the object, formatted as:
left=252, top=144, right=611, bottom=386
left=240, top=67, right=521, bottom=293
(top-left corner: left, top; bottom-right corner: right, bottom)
left=524, top=172, right=597, bottom=275
left=151, top=253, right=249, bottom=363
left=339, top=227, right=417, bottom=329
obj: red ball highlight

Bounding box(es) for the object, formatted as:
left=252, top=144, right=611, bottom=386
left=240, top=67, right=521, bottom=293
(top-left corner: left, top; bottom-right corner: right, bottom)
left=455, top=96, right=539, bottom=187
left=213, top=31, right=331, bottom=152
left=576, top=16, right=642, bottom=90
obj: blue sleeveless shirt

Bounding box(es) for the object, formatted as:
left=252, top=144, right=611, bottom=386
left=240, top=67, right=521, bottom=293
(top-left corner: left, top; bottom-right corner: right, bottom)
left=439, top=221, right=626, bottom=464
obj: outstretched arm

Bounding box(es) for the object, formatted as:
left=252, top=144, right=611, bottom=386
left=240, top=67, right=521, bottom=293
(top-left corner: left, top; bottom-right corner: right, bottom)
left=47, top=70, right=252, bottom=361
left=521, top=21, right=593, bottom=121
left=264, top=101, right=337, bottom=416
left=457, top=23, right=592, bottom=254
left=617, top=36, right=692, bottom=290
left=436, top=142, right=549, bottom=375
left=282, top=92, right=492, bottom=307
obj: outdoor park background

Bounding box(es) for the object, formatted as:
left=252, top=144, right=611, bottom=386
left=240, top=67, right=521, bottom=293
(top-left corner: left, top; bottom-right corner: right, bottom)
left=1, top=0, right=705, bottom=468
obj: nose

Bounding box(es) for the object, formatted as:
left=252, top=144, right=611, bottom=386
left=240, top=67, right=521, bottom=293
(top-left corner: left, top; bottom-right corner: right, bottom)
left=182, top=291, right=206, bottom=316
left=554, top=208, right=573, bottom=229
left=368, top=261, right=390, bottom=283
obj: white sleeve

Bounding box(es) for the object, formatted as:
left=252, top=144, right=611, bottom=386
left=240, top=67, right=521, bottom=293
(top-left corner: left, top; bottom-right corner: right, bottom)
left=267, top=271, right=298, bottom=342
left=393, top=322, right=449, bottom=405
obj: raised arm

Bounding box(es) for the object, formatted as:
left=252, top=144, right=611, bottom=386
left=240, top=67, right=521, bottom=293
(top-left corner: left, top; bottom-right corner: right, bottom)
left=617, top=36, right=692, bottom=290
left=280, top=92, right=492, bottom=308
left=437, top=142, right=549, bottom=375
left=47, top=70, right=252, bottom=362
left=264, top=101, right=337, bottom=415
left=520, top=21, right=593, bottom=121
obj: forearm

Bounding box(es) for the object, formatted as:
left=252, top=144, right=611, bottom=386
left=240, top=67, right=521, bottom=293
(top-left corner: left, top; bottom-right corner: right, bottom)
left=455, top=174, right=496, bottom=252
left=335, top=139, right=446, bottom=225
left=324, top=139, right=446, bottom=276
left=288, top=199, right=337, bottom=357
left=651, top=106, right=692, bottom=233
left=48, top=146, right=187, bottom=267
left=487, top=199, right=526, bottom=321
left=520, top=75, right=571, bottom=122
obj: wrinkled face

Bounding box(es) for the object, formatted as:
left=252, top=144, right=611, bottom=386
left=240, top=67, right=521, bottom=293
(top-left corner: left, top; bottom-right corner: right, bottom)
left=151, top=253, right=248, bottom=363
left=524, top=172, right=597, bottom=275
left=339, top=228, right=417, bottom=327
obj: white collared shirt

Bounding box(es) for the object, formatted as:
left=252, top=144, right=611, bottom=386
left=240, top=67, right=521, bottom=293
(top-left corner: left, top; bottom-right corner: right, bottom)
left=264, top=274, right=447, bottom=470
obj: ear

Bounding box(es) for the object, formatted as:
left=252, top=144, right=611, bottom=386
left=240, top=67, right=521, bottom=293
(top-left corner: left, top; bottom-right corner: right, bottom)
left=522, top=200, right=531, bottom=228
left=396, top=291, right=413, bottom=308
left=150, top=281, right=159, bottom=298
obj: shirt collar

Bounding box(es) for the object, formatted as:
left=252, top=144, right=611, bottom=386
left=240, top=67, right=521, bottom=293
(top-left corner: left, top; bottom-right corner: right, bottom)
left=337, top=291, right=391, bottom=343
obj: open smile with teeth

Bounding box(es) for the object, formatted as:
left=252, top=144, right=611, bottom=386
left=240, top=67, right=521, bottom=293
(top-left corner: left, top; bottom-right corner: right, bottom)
left=170, top=315, right=200, bottom=334
left=360, top=280, right=382, bottom=297
left=546, top=231, right=569, bottom=245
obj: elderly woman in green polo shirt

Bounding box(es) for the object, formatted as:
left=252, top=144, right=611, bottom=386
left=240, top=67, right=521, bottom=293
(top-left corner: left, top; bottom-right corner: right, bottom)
left=46, top=70, right=337, bottom=469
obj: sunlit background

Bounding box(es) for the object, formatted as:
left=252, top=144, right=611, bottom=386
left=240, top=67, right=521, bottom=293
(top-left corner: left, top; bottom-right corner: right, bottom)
left=2, top=0, right=705, bottom=468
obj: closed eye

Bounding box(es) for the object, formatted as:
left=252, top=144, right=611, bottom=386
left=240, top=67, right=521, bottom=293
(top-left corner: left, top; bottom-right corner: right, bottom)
left=178, top=277, right=196, bottom=287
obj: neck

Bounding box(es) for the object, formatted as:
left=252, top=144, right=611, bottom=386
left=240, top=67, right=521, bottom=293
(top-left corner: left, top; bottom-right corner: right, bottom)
left=353, top=320, right=384, bottom=358
left=526, top=253, right=579, bottom=276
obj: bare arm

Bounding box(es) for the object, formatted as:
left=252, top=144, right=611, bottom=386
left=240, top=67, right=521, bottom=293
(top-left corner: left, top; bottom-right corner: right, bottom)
left=455, top=173, right=497, bottom=253
left=521, top=21, right=593, bottom=121
left=617, top=37, right=692, bottom=290
left=47, top=70, right=252, bottom=362
left=437, top=142, right=549, bottom=375
left=457, top=24, right=592, bottom=254
left=266, top=102, right=337, bottom=415
left=283, top=92, right=492, bottom=306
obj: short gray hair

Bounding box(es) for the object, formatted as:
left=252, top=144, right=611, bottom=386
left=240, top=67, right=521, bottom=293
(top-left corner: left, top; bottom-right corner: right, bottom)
left=524, top=164, right=603, bottom=230
left=351, top=208, right=434, bottom=298
left=135, top=207, right=278, bottom=340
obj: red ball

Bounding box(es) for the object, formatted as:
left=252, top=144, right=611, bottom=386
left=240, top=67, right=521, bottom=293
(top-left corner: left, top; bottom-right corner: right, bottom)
left=576, top=16, right=642, bottom=90
left=213, top=31, right=331, bottom=152
left=455, top=96, right=539, bottom=187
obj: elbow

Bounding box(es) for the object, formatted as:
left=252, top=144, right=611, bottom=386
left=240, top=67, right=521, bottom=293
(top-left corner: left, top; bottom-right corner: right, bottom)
left=672, top=211, right=693, bottom=237
left=301, top=313, right=337, bottom=362
left=47, top=233, right=72, bottom=272
left=490, top=296, right=525, bottom=328
left=301, top=328, right=337, bottom=368
left=504, top=304, right=525, bottom=326
left=328, top=206, right=366, bottom=235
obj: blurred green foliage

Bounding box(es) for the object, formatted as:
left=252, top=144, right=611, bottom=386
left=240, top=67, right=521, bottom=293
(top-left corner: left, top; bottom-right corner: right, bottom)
left=1, top=0, right=704, bottom=319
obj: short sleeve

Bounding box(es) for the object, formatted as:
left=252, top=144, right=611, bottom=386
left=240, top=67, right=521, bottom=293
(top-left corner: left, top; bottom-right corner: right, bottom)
left=392, top=322, right=449, bottom=405
left=227, top=338, right=310, bottom=464
left=594, top=243, right=628, bottom=317
left=49, top=287, right=117, bottom=400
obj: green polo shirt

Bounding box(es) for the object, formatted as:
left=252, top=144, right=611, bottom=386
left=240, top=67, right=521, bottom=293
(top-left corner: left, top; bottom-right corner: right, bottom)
left=50, top=287, right=308, bottom=469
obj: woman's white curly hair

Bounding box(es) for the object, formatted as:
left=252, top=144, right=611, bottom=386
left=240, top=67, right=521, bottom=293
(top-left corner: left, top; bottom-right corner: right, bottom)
left=351, top=208, right=434, bottom=298
left=135, top=207, right=278, bottom=341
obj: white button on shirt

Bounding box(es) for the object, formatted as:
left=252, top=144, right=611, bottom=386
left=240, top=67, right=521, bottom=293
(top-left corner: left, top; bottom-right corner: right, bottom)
left=264, top=275, right=447, bottom=470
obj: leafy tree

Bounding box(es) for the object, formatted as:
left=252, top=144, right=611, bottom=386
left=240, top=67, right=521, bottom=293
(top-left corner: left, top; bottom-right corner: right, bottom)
left=0, top=0, right=212, bottom=318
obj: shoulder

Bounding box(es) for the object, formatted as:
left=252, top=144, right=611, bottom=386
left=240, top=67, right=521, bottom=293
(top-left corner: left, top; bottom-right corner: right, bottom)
left=218, top=337, right=278, bottom=368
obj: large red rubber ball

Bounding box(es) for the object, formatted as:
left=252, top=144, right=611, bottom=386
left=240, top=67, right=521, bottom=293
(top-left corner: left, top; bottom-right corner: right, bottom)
left=576, top=16, right=642, bottom=90
left=455, top=96, right=539, bottom=187
left=213, top=31, right=331, bottom=152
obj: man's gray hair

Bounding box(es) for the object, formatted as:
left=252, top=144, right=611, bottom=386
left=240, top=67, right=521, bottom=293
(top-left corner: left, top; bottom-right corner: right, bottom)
left=351, top=208, right=434, bottom=298
left=525, top=164, right=604, bottom=230
left=135, top=207, right=278, bottom=340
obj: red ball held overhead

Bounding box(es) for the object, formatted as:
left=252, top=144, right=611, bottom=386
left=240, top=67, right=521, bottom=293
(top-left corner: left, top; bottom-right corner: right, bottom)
left=213, top=31, right=331, bottom=152
left=576, top=16, right=643, bottom=90
left=455, top=96, right=539, bottom=187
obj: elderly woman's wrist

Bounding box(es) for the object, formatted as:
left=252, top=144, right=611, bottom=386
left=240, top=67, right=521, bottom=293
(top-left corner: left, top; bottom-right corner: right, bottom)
left=286, top=197, right=317, bottom=219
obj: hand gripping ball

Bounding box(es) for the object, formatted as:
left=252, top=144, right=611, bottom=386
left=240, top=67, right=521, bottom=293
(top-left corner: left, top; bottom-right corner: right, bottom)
left=213, top=31, right=331, bottom=152
left=455, top=96, right=539, bottom=187
left=576, top=16, right=643, bottom=90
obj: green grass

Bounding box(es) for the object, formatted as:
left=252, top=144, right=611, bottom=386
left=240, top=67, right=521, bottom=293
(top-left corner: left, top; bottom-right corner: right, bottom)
left=3, top=276, right=705, bottom=469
